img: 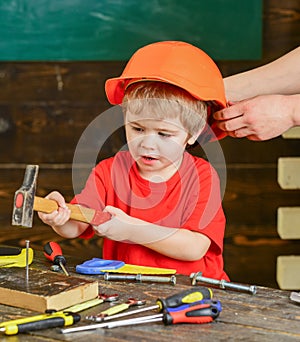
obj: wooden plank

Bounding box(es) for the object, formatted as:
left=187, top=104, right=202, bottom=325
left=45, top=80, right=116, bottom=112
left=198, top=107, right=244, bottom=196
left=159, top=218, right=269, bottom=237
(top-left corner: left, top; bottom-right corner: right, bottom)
left=277, top=255, right=300, bottom=290
left=0, top=267, right=98, bottom=312
left=0, top=62, right=125, bottom=102
left=277, top=207, right=300, bottom=239
left=278, top=157, right=300, bottom=189
left=282, top=127, right=300, bottom=139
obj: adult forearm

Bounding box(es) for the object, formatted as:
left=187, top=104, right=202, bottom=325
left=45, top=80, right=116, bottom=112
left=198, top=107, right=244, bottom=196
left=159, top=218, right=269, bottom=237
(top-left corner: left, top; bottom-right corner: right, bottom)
left=225, top=46, right=300, bottom=101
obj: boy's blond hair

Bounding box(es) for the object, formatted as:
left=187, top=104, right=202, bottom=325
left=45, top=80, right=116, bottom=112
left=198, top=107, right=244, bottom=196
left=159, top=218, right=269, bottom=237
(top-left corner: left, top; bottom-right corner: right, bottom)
left=122, top=81, right=207, bottom=137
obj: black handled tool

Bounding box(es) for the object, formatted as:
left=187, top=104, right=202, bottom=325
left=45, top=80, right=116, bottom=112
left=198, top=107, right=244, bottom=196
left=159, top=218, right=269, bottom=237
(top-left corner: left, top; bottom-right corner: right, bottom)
left=62, top=299, right=219, bottom=334
left=0, top=311, right=80, bottom=335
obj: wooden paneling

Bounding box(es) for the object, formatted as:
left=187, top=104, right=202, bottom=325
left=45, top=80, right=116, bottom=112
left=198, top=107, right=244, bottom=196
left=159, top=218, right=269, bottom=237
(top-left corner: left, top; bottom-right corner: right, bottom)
left=278, top=207, right=300, bottom=239
left=278, top=157, right=300, bottom=189
left=0, top=0, right=299, bottom=289
left=277, top=256, right=300, bottom=290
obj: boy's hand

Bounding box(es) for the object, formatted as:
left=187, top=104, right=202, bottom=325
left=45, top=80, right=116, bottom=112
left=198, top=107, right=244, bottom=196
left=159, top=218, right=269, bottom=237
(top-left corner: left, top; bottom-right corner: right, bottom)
left=38, top=191, right=71, bottom=228
left=92, top=206, right=143, bottom=242
left=92, top=206, right=176, bottom=244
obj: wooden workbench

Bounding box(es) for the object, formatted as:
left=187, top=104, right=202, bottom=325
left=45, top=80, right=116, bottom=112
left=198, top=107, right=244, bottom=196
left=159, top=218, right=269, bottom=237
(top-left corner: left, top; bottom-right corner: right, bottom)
left=0, top=252, right=299, bottom=342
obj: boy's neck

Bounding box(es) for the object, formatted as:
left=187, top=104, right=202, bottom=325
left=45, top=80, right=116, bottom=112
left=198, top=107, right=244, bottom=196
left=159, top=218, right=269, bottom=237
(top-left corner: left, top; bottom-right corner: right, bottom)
left=137, top=153, right=185, bottom=182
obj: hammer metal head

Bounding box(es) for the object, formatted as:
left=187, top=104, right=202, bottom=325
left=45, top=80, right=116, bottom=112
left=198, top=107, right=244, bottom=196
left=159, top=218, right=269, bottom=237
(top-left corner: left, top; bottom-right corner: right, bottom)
left=12, top=165, right=39, bottom=228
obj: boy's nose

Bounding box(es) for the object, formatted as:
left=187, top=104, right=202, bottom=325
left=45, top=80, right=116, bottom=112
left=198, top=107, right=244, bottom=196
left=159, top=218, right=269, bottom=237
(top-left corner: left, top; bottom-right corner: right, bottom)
left=140, top=134, right=156, bottom=149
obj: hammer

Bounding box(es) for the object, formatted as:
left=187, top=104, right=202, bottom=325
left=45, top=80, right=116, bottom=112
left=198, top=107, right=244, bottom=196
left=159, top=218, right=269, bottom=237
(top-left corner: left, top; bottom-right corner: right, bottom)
left=12, top=165, right=111, bottom=228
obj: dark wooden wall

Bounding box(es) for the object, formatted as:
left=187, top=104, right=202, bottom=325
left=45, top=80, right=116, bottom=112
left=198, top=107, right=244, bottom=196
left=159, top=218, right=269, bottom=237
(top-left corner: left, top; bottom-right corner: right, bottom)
left=0, top=0, right=299, bottom=288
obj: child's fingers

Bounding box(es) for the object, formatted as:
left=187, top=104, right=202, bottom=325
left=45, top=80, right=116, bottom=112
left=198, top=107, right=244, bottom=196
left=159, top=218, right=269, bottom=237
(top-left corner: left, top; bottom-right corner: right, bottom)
left=38, top=207, right=70, bottom=227
left=45, top=191, right=67, bottom=209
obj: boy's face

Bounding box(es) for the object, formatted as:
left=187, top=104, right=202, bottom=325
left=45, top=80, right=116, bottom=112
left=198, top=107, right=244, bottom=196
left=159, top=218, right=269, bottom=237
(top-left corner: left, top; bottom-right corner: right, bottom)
left=125, top=110, right=196, bottom=181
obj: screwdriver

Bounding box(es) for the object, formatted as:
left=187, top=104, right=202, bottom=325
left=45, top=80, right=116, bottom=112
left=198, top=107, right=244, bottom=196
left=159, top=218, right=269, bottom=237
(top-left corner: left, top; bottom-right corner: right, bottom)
left=44, top=241, right=70, bottom=276
left=86, top=286, right=212, bottom=323
left=64, top=287, right=212, bottom=333
left=105, top=302, right=221, bottom=329
left=62, top=302, right=219, bottom=333
left=0, top=311, right=80, bottom=335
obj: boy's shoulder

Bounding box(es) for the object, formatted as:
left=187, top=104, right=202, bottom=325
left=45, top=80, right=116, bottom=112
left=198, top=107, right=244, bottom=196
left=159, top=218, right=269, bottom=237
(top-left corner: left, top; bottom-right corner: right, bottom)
left=183, top=152, right=219, bottom=176
left=184, top=152, right=211, bottom=167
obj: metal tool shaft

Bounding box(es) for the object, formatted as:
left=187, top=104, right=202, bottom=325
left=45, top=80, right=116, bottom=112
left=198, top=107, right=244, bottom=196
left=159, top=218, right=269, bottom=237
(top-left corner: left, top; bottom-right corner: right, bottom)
left=61, top=314, right=162, bottom=334
left=86, top=304, right=158, bottom=322
left=104, top=273, right=176, bottom=285
left=25, top=240, right=30, bottom=282
left=59, top=262, right=70, bottom=277
left=190, top=272, right=257, bottom=295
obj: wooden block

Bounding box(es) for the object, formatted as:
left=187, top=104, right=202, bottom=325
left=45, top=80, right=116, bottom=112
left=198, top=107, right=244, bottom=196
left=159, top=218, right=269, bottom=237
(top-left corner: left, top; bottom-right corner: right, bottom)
left=278, top=157, right=300, bottom=189
left=0, top=268, right=98, bottom=312
left=277, top=256, right=300, bottom=290
left=277, top=207, right=300, bottom=239
left=282, top=127, right=300, bottom=139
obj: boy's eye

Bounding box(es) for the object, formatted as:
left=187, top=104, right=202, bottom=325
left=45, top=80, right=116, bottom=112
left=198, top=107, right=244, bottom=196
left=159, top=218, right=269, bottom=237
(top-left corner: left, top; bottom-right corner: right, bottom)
left=132, top=126, right=143, bottom=132
left=158, top=132, right=172, bottom=138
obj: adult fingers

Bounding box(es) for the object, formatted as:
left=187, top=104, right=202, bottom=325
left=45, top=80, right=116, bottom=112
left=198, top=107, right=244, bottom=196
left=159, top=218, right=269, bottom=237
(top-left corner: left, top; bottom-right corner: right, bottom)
left=217, top=115, right=247, bottom=133
left=214, top=103, right=243, bottom=120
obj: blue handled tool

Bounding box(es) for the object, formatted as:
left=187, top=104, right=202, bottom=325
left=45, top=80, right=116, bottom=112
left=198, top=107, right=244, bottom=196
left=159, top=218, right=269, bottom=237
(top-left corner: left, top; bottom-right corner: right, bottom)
left=76, top=258, right=125, bottom=274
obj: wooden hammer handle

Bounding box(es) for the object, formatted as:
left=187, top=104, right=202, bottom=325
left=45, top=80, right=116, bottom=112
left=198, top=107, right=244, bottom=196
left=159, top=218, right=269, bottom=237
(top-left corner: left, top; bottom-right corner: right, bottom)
left=33, top=196, right=111, bottom=225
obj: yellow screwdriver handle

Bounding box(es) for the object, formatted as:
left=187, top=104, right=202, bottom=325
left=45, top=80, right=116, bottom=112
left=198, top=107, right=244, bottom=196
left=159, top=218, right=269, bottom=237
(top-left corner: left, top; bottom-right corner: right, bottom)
left=65, top=298, right=104, bottom=313
left=100, top=303, right=130, bottom=316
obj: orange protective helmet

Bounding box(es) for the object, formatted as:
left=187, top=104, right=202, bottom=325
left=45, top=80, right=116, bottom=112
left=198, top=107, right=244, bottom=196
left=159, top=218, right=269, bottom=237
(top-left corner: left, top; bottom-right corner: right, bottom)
left=105, top=41, right=227, bottom=140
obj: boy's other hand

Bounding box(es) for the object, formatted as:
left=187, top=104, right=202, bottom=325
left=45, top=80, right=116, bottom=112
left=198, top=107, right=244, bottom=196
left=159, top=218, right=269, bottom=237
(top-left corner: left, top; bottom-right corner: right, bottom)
left=92, top=206, right=141, bottom=241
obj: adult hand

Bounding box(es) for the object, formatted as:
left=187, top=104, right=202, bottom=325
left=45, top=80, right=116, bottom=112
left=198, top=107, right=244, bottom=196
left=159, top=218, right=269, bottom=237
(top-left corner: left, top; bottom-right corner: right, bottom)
left=214, top=94, right=296, bottom=141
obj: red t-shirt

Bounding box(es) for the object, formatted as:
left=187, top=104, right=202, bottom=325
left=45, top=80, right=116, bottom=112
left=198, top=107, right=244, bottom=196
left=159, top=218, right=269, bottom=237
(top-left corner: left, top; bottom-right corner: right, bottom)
left=72, top=151, right=229, bottom=280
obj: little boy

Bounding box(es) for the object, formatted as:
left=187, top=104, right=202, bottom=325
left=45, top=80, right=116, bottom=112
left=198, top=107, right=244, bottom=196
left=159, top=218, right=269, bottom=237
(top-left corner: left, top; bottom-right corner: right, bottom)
left=39, top=41, right=229, bottom=280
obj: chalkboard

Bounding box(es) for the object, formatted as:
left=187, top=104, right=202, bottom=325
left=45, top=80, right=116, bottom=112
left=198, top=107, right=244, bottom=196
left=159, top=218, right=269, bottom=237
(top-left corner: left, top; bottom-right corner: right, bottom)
left=0, top=0, right=262, bottom=61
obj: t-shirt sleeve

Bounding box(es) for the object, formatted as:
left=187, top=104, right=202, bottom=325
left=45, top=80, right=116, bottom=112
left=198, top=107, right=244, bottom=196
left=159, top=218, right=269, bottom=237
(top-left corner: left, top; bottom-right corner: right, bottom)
left=181, top=161, right=226, bottom=254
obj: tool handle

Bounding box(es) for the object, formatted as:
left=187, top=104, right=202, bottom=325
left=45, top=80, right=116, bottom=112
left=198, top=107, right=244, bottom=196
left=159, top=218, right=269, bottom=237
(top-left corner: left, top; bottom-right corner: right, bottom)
left=163, top=303, right=219, bottom=325
left=65, top=298, right=104, bottom=313
left=8, top=317, right=66, bottom=335
left=100, top=303, right=130, bottom=317
left=1, top=312, right=80, bottom=335
left=167, top=299, right=222, bottom=313
left=43, top=241, right=65, bottom=264
left=33, top=196, right=111, bottom=225
left=0, top=247, right=22, bottom=256
left=157, top=287, right=213, bottom=310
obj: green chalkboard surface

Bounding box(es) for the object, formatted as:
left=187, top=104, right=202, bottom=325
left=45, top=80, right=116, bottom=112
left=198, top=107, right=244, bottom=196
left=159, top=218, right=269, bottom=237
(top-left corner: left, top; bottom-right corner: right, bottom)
left=0, top=0, right=262, bottom=61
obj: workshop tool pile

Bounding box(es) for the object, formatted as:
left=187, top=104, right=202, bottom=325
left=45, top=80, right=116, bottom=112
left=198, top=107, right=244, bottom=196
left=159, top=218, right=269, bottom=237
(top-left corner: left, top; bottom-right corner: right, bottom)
left=62, top=287, right=220, bottom=334
left=1, top=163, right=298, bottom=336
left=0, top=237, right=264, bottom=336
left=0, top=285, right=222, bottom=335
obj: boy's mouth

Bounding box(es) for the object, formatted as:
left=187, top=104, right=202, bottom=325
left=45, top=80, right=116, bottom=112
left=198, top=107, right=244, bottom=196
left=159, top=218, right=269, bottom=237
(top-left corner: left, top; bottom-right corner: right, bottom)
left=143, top=156, right=156, bottom=160
left=140, top=155, right=158, bottom=163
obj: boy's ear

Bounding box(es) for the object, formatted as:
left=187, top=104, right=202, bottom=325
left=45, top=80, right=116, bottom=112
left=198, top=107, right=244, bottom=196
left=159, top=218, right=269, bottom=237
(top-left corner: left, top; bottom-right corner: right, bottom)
left=187, top=128, right=203, bottom=145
